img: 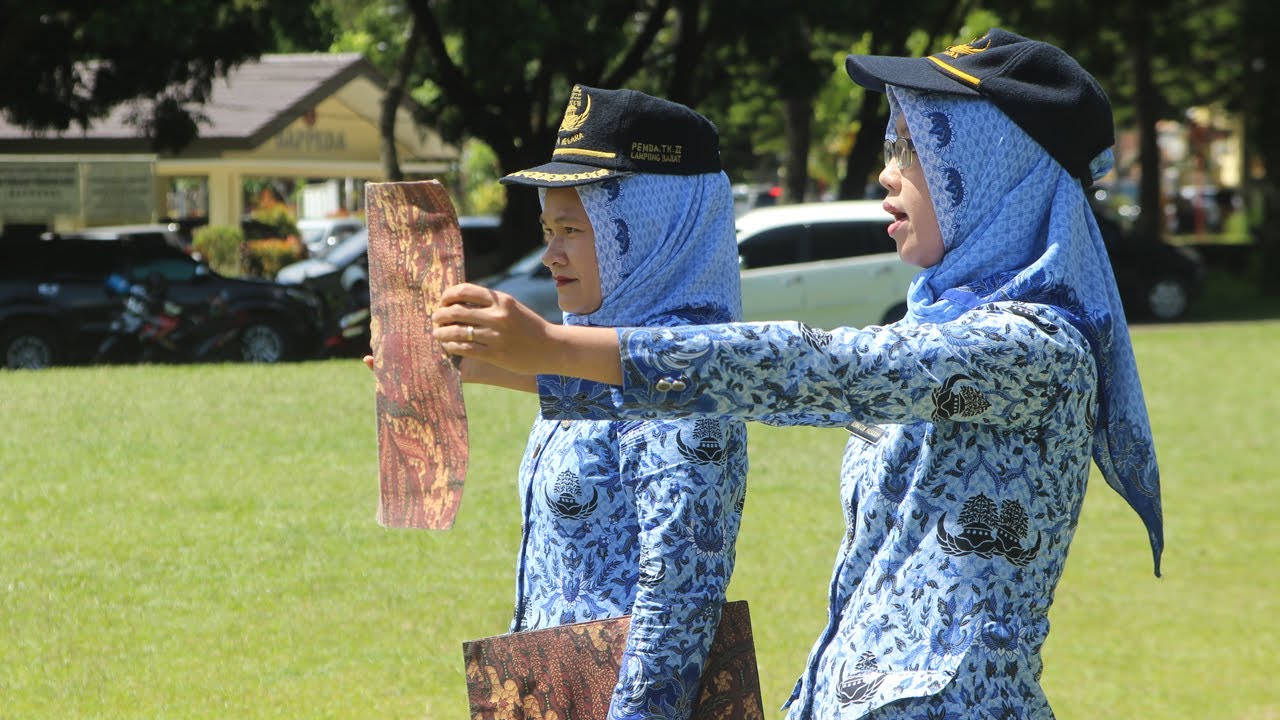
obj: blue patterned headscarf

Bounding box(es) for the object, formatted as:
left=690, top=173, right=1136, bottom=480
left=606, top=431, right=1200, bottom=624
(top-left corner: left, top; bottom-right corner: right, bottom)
left=888, top=87, right=1164, bottom=575
left=543, top=172, right=742, bottom=328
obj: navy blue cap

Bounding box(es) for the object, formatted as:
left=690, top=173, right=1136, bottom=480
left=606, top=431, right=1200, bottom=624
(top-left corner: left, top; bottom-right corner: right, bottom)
left=500, top=84, right=721, bottom=188
left=845, top=29, right=1114, bottom=183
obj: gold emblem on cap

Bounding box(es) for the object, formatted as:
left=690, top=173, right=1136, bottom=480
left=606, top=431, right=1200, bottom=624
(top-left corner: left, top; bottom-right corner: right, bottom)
left=559, top=86, right=592, bottom=134
left=930, top=34, right=990, bottom=87
left=940, top=34, right=992, bottom=59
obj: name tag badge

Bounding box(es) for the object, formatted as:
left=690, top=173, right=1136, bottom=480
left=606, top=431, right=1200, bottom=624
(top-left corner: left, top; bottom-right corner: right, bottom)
left=845, top=420, right=885, bottom=445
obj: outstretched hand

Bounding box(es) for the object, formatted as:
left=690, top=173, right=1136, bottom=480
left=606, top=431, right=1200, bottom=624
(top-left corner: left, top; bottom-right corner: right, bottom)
left=431, top=283, right=623, bottom=385
left=430, top=283, right=560, bottom=377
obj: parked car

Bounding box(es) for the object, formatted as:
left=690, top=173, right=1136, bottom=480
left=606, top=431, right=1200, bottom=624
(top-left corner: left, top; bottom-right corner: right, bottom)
left=740, top=198, right=1205, bottom=326
left=276, top=227, right=370, bottom=297
left=1091, top=198, right=1205, bottom=322
left=0, top=225, right=327, bottom=369
left=732, top=183, right=782, bottom=217
left=735, top=200, right=919, bottom=328
left=455, top=214, right=507, bottom=280
left=472, top=196, right=1204, bottom=331
left=276, top=217, right=513, bottom=350
left=275, top=227, right=372, bottom=346
left=478, top=200, right=918, bottom=329
left=297, top=217, right=366, bottom=256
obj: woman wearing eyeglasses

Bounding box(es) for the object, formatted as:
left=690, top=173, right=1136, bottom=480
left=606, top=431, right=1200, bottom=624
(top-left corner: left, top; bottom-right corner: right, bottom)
left=432, top=29, right=1163, bottom=720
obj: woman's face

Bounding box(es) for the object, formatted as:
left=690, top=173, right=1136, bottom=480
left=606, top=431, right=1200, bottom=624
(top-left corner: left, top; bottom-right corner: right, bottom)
left=878, top=113, right=945, bottom=268
left=540, top=186, right=602, bottom=314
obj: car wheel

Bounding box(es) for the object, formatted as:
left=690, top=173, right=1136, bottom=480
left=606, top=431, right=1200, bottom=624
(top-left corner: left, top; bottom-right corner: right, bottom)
left=239, top=321, right=289, bottom=363
left=2, top=323, right=58, bottom=369
left=1144, top=276, right=1190, bottom=322
left=880, top=302, right=909, bottom=325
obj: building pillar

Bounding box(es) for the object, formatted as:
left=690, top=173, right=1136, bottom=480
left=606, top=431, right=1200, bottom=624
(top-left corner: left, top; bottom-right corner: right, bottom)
left=206, top=168, right=243, bottom=228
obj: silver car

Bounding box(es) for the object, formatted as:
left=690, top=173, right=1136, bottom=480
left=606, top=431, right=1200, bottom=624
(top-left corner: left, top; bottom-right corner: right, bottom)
left=735, top=201, right=918, bottom=328
left=474, top=200, right=918, bottom=329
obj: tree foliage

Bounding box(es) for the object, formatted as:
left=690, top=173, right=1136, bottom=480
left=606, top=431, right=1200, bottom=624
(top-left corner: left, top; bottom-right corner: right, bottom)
left=0, top=0, right=338, bottom=153
left=980, top=0, right=1245, bottom=239
left=4, top=0, right=1276, bottom=276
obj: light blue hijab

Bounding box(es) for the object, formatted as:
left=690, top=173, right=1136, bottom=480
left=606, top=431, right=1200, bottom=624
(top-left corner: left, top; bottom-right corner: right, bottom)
left=888, top=87, right=1164, bottom=575
left=544, top=172, right=742, bottom=328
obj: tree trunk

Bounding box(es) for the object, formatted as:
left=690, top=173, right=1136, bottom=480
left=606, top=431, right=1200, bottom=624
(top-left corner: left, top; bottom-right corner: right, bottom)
left=1130, top=26, right=1164, bottom=242
left=783, top=95, right=812, bottom=203
left=838, top=93, right=889, bottom=200
left=379, top=20, right=421, bottom=183
left=491, top=142, right=554, bottom=268
left=837, top=27, right=922, bottom=201
left=1245, top=0, right=1280, bottom=296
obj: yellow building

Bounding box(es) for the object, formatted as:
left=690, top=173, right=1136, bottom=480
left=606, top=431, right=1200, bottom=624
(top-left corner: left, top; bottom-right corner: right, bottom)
left=0, top=53, right=458, bottom=233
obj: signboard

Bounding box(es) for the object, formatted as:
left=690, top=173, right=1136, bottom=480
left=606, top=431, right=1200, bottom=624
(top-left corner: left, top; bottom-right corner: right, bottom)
left=0, top=158, right=154, bottom=224
left=0, top=162, right=79, bottom=220
left=84, top=161, right=154, bottom=222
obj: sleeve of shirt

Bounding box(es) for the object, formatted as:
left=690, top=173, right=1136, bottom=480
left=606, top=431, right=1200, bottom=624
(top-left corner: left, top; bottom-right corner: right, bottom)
left=606, top=416, right=748, bottom=720
left=606, top=304, right=1093, bottom=430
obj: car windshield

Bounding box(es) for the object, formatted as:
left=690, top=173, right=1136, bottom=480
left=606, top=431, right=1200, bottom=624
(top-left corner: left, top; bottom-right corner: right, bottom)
left=297, top=222, right=329, bottom=249
left=321, top=229, right=368, bottom=266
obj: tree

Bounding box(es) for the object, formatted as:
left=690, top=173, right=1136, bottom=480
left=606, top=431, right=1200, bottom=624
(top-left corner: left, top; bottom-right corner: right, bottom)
left=1241, top=0, right=1280, bottom=294
left=0, top=1, right=337, bottom=153
left=395, top=0, right=887, bottom=261
left=392, top=0, right=678, bottom=261
left=984, top=0, right=1245, bottom=242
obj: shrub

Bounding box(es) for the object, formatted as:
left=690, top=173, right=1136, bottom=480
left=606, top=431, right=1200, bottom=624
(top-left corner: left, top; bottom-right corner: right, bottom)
left=192, top=224, right=245, bottom=277
left=249, top=203, right=299, bottom=239
left=241, top=237, right=307, bottom=279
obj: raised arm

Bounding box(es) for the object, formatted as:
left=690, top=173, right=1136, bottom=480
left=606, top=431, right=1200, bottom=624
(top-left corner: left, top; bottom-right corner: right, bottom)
left=610, top=304, right=1095, bottom=430
left=431, top=283, right=622, bottom=385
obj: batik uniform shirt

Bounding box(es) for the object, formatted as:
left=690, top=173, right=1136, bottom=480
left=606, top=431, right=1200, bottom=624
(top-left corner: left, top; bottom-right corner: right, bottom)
left=566, top=306, right=1094, bottom=719
left=512, top=379, right=748, bottom=720
left=537, top=78, right=1159, bottom=720
left=513, top=171, right=749, bottom=720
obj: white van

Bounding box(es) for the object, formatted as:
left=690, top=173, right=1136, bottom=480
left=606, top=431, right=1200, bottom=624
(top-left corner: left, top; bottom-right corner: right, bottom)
left=736, top=200, right=919, bottom=328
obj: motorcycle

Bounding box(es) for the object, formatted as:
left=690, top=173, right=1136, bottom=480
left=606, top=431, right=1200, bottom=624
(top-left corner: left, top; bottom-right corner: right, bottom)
left=320, top=305, right=371, bottom=358
left=95, top=273, right=244, bottom=364
left=317, top=267, right=371, bottom=359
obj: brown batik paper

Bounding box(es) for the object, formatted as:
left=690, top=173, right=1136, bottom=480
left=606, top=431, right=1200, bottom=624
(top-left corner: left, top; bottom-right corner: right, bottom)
left=365, top=180, right=467, bottom=530
left=463, top=601, right=765, bottom=720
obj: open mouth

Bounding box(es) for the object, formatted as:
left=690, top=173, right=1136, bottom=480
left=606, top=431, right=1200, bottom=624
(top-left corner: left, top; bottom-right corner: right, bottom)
left=883, top=204, right=908, bottom=237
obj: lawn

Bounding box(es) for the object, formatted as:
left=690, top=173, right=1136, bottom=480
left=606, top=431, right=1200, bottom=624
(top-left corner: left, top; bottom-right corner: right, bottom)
left=1, top=318, right=1278, bottom=719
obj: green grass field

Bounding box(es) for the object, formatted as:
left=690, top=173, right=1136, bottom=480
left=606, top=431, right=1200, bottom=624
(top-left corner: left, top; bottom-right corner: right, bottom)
left=2, top=319, right=1278, bottom=719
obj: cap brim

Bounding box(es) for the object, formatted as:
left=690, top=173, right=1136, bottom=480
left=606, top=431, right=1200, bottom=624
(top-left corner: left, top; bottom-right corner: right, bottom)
left=845, top=54, right=981, bottom=96
left=499, top=161, right=631, bottom=188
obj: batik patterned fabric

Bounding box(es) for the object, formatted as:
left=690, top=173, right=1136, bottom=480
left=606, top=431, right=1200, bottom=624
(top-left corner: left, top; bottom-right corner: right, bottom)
left=541, top=92, right=1162, bottom=719
left=608, top=311, right=1090, bottom=719
left=557, top=171, right=744, bottom=327
left=515, top=171, right=749, bottom=720
left=885, top=88, right=1162, bottom=576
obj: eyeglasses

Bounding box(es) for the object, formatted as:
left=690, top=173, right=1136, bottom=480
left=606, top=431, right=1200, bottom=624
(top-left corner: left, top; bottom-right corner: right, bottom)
left=883, top=138, right=916, bottom=170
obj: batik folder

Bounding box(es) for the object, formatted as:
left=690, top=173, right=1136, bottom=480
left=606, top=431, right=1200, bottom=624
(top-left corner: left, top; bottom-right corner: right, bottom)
left=462, top=600, right=763, bottom=720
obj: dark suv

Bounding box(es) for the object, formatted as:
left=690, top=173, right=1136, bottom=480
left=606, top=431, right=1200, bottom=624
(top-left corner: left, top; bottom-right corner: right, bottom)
left=1, top=225, right=327, bottom=369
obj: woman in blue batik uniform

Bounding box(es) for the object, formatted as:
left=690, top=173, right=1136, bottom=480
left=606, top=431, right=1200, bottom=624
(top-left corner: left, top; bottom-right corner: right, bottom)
left=432, top=32, right=1164, bottom=720
left=445, top=85, right=748, bottom=720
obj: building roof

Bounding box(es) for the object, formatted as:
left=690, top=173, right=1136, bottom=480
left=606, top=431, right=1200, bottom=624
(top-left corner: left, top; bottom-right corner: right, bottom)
left=0, top=53, right=450, bottom=160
